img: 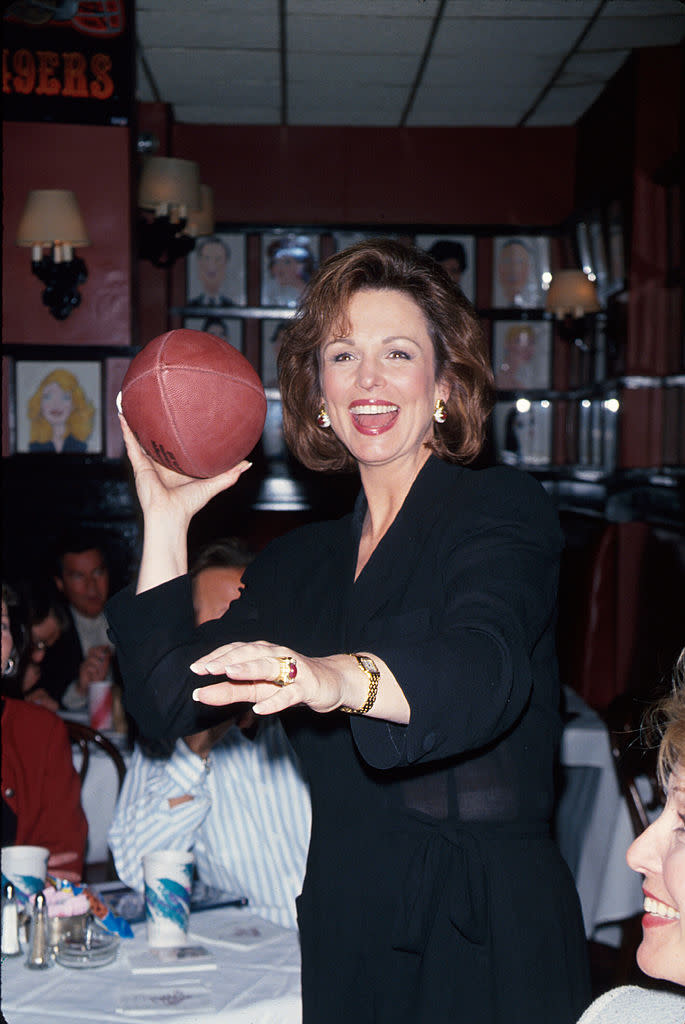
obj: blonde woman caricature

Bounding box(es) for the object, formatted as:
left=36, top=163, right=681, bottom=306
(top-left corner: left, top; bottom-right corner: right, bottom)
left=28, top=369, right=94, bottom=454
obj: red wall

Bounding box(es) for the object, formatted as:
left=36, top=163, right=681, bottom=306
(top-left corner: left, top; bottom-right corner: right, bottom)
left=172, top=124, right=577, bottom=228
left=2, top=121, right=132, bottom=346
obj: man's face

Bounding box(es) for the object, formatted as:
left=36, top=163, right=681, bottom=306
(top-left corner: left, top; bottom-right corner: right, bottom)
left=192, top=566, right=245, bottom=625
left=198, top=242, right=228, bottom=297
left=56, top=549, right=109, bottom=618
left=439, top=257, right=463, bottom=284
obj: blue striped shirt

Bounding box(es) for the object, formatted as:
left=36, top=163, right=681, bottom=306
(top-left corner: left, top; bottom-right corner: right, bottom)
left=107, top=718, right=311, bottom=929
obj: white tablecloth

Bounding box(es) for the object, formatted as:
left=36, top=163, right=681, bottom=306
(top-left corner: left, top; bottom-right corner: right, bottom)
left=557, top=687, right=646, bottom=943
left=1, top=907, right=301, bottom=1024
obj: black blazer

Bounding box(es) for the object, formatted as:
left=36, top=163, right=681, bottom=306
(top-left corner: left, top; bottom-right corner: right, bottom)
left=107, top=457, right=590, bottom=1024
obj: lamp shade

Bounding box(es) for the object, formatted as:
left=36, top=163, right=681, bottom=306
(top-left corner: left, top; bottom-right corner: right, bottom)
left=186, top=184, right=215, bottom=237
left=16, top=190, right=90, bottom=247
left=138, top=156, right=201, bottom=212
left=546, top=270, right=600, bottom=319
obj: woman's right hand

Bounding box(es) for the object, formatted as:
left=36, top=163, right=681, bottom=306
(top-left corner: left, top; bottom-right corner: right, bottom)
left=119, top=412, right=252, bottom=593
left=119, top=413, right=251, bottom=530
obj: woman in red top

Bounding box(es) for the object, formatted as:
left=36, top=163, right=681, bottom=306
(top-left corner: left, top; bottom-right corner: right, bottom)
left=1, top=583, right=87, bottom=880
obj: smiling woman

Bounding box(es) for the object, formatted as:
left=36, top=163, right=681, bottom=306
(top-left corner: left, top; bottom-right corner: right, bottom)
left=108, top=239, right=591, bottom=1024
left=578, top=651, right=685, bottom=1023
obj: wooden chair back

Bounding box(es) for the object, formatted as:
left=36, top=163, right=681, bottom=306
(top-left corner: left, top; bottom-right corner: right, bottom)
left=66, top=721, right=127, bottom=793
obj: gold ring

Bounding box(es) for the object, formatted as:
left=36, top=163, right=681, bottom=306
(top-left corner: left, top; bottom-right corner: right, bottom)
left=275, top=656, right=297, bottom=686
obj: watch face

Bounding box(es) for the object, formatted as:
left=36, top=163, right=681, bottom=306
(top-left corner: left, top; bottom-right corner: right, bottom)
left=358, top=656, right=379, bottom=676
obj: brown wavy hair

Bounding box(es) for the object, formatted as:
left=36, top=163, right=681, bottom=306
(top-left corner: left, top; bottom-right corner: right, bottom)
left=278, top=238, right=494, bottom=473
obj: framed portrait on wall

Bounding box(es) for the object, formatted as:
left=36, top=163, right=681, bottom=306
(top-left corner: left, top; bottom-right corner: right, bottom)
left=183, top=315, right=243, bottom=353
left=186, top=232, right=246, bottom=308
left=332, top=230, right=374, bottom=253
left=261, top=231, right=320, bottom=308
left=492, top=236, right=551, bottom=309
left=589, top=218, right=609, bottom=304
left=493, top=321, right=552, bottom=390
left=415, top=234, right=476, bottom=304
left=15, top=359, right=102, bottom=455
left=105, top=356, right=131, bottom=460
left=606, top=201, right=626, bottom=292
left=576, top=222, right=593, bottom=275
left=260, top=319, right=291, bottom=388
left=493, top=399, right=553, bottom=467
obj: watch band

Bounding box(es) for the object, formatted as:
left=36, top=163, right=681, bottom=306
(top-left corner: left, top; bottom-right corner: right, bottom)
left=340, top=654, right=380, bottom=715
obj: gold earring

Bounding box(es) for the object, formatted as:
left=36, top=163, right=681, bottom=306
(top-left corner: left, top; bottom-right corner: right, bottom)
left=433, top=398, right=447, bottom=424
left=317, top=403, right=331, bottom=428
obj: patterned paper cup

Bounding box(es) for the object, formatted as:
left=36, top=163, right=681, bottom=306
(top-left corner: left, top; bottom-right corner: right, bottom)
left=142, top=850, right=194, bottom=947
left=1, top=845, right=49, bottom=905
left=88, top=680, right=113, bottom=731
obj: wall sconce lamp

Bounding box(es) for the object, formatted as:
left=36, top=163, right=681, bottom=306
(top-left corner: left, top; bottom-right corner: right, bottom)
left=545, top=270, right=601, bottom=348
left=137, top=156, right=213, bottom=268
left=16, top=190, right=90, bottom=320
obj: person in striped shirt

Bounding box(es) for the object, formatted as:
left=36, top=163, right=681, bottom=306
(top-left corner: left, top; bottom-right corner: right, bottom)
left=107, top=539, right=311, bottom=929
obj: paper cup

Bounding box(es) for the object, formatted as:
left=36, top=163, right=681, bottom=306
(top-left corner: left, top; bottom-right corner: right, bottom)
left=1, top=845, right=49, bottom=905
left=143, top=850, right=194, bottom=947
left=88, top=680, right=113, bottom=731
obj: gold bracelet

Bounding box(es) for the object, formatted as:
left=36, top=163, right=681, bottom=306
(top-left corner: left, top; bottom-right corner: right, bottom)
left=340, top=654, right=380, bottom=715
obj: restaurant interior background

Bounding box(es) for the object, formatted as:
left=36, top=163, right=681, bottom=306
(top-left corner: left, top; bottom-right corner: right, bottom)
left=2, top=0, right=684, bottom=714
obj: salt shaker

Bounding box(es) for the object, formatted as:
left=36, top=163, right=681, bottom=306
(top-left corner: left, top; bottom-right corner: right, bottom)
left=26, top=891, right=50, bottom=969
left=1, top=882, right=21, bottom=956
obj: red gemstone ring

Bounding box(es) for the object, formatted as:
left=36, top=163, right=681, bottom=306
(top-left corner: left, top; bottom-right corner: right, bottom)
left=275, top=656, right=297, bottom=686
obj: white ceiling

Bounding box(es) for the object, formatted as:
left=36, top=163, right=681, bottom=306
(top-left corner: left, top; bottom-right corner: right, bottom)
left=136, top=0, right=685, bottom=128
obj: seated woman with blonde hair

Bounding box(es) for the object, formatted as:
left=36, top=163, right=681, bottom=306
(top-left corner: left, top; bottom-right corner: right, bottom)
left=578, top=650, right=685, bottom=1022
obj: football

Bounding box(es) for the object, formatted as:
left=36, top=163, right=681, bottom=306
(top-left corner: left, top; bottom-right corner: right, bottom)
left=119, top=329, right=267, bottom=478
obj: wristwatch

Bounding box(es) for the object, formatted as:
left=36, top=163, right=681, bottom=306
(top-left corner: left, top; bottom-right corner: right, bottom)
left=340, top=654, right=380, bottom=715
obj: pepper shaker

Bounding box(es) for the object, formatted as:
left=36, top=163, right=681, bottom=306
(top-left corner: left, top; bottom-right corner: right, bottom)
left=26, top=891, right=50, bottom=969
left=1, top=882, right=22, bottom=956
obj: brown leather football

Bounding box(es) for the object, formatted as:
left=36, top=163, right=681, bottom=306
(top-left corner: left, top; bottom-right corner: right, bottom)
left=120, top=329, right=267, bottom=478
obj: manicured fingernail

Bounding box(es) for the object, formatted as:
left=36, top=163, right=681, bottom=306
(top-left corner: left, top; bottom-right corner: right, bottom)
left=192, top=689, right=200, bottom=701
left=116, top=391, right=123, bottom=414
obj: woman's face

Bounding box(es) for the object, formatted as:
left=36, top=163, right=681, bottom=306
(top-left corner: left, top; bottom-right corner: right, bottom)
left=40, top=380, right=73, bottom=428
left=320, top=288, right=449, bottom=479
left=1, top=600, right=13, bottom=674
left=626, top=763, right=685, bottom=985
left=272, top=255, right=305, bottom=289
left=497, top=243, right=531, bottom=301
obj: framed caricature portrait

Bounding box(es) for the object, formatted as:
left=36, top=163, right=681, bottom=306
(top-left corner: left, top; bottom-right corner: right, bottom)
left=183, top=315, right=243, bottom=353
left=493, top=399, right=553, bottom=467
left=332, top=230, right=373, bottom=253
left=493, top=321, right=552, bottom=390
left=492, top=236, right=551, bottom=308
left=260, top=319, right=290, bottom=388
left=261, top=231, right=320, bottom=308
left=606, top=201, right=626, bottom=293
left=15, top=359, right=102, bottom=455
left=186, top=232, right=246, bottom=308
left=415, top=234, right=476, bottom=304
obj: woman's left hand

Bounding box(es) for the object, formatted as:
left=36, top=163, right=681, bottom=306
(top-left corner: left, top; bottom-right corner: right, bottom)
left=190, top=641, right=349, bottom=716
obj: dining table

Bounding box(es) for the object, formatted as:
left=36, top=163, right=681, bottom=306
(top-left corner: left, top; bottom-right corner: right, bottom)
left=1, top=905, right=301, bottom=1023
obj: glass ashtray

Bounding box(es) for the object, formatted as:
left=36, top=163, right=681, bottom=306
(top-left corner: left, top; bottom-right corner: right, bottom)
left=55, top=921, right=119, bottom=969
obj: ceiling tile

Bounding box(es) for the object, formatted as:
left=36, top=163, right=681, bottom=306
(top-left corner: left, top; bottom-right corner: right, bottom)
left=288, top=14, right=431, bottom=54
left=525, top=82, right=608, bottom=126
left=433, top=16, right=588, bottom=56
left=288, top=54, right=419, bottom=84
left=560, top=50, right=631, bottom=86
left=144, top=49, right=279, bottom=103
left=136, top=10, right=279, bottom=49
left=584, top=14, right=685, bottom=49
